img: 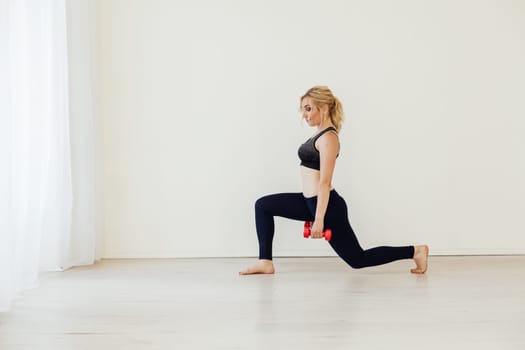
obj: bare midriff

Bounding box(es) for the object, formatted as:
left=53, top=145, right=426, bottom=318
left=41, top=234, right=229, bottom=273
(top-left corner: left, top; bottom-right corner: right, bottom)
left=301, top=166, right=333, bottom=198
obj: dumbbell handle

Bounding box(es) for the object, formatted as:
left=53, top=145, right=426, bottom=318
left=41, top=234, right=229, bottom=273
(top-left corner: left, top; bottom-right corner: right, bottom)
left=303, top=221, right=332, bottom=241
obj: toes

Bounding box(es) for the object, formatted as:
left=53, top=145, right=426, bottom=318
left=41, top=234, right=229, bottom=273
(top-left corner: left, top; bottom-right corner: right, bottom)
left=239, top=267, right=262, bottom=275
left=239, top=262, right=275, bottom=275
left=411, top=268, right=426, bottom=274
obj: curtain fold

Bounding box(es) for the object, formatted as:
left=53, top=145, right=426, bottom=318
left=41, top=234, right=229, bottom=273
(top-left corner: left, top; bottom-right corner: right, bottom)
left=0, top=0, right=99, bottom=312
left=66, top=0, right=101, bottom=268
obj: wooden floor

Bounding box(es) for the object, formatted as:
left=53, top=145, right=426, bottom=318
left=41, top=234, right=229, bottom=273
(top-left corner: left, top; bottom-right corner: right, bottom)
left=1, top=256, right=524, bottom=350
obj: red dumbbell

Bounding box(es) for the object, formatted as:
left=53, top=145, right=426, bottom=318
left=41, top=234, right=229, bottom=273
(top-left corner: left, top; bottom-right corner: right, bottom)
left=303, top=221, right=332, bottom=241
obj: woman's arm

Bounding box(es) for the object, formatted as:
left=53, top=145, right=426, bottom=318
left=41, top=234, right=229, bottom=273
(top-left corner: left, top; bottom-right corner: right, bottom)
left=311, top=132, right=339, bottom=238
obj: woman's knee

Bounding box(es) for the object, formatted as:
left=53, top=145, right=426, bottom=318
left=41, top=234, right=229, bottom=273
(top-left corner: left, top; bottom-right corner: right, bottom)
left=331, top=243, right=366, bottom=269
left=255, top=195, right=271, bottom=212
left=346, top=258, right=367, bottom=269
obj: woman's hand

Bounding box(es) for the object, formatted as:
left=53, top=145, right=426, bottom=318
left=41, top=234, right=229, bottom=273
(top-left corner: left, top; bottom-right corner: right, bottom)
left=310, top=220, right=324, bottom=239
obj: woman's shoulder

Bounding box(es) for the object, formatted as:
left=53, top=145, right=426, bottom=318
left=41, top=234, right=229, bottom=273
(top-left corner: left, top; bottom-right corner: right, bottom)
left=315, top=128, right=340, bottom=153
left=318, top=130, right=339, bottom=144
left=313, top=126, right=338, bottom=139
left=315, top=127, right=339, bottom=141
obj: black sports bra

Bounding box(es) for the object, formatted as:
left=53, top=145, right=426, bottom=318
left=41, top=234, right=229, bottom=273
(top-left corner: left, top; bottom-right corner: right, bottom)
left=297, top=127, right=339, bottom=170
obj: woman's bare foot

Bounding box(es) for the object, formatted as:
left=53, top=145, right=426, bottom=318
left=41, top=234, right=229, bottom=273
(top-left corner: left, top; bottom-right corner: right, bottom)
left=239, top=259, right=275, bottom=275
left=411, top=245, right=429, bottom=274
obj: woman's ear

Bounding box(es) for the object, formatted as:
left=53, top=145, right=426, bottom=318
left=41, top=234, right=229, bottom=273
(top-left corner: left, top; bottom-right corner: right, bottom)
left=320, top=104, right=329, bottom=115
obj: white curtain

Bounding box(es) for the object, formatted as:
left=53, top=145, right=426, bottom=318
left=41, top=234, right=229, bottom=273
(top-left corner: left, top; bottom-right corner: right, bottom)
left=0, top=0, right=99, bottom=312
left=65, top=0, right=101, bottom=269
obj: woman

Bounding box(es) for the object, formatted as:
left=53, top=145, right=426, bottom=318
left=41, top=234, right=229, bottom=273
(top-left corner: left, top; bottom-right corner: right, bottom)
left=239, top=86, right=429, bottom=275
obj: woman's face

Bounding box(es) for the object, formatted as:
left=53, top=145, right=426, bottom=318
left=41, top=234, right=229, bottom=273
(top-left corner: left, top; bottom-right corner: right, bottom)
left=301, top=97, right=321, bottom=126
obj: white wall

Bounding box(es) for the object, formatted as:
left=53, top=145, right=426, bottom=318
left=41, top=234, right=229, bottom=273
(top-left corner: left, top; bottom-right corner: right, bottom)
left=96, top=0, right=525, bottom=258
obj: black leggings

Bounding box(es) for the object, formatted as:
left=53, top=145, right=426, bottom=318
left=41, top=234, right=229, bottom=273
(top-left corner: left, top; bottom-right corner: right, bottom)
left=255, top=190, right=414, bottom=269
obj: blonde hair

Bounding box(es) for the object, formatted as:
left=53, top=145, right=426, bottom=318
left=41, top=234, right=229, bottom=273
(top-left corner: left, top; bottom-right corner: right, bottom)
left=300, top=86, right=344, bottom=132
